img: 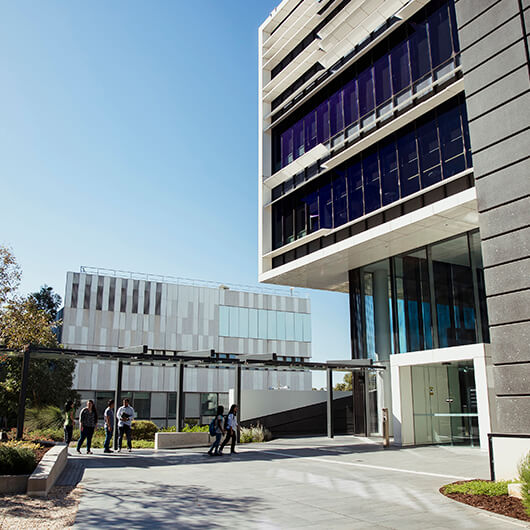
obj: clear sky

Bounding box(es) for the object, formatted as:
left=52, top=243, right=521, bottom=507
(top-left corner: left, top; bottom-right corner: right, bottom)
left=0, top=0, right=350, bottom=388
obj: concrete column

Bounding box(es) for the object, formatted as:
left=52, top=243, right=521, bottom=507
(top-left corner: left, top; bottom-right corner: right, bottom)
left=373, top=269, right=392, bottom=436
left=326, top=368, right=334, bottom=438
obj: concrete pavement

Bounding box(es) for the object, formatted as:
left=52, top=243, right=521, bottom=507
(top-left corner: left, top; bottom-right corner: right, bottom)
left=62, top=436, right=527, bottom=529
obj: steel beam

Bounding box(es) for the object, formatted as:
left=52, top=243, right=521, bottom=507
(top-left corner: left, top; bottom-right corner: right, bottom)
left=235, top=363, right=242, bottom=443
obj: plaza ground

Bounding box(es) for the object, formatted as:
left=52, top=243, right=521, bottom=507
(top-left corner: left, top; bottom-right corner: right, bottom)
left=54, top=436, right=528, bottom=529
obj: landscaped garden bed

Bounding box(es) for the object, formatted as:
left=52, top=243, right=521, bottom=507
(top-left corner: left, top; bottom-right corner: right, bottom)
left=440, top=480, right=530, bottom=523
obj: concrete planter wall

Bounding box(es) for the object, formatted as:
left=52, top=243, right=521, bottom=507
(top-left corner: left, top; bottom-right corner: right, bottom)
left=155, top=432, right=210, bottom=450
left=27, top=444, right=68, bottom=497
left=0, top=474, right=30, bottom=494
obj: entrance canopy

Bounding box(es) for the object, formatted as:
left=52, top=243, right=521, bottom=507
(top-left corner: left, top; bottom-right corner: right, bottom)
left=2, top=345, right=384, bottom=441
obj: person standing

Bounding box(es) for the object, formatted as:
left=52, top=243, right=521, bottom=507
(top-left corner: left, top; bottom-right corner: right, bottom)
left=219, top=404, right=239, bottom=455
left=76, top=400, right=97, bottom=455
left=103, top=399, right=115, bottom=453
left=117, top=398, right=135, bottom=452
left=207, top=405, right=225, bottom=456
left=63, top=400, right=75, bottom=447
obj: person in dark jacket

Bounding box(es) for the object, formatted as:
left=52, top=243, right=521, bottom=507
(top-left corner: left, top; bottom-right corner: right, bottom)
left=76, top=400, right=98, bottom=454
left=63, top=400, right=75, bottom=447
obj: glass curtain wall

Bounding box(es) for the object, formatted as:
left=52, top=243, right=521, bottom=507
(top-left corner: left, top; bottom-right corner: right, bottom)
left=349, top=231, right=489, bottom=359
left=272, top=0, right=460, bottom=173
left=271, top=97, right=472, bottom=250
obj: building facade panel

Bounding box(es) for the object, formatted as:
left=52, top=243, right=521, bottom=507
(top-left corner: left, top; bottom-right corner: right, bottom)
left=455, top=0, right=530, bottom=432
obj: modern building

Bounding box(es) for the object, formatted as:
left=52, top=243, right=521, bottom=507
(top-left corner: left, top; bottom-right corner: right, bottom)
left=60, top=267, right=312, bottom=426
left=258, top=0, right=529, bottom=449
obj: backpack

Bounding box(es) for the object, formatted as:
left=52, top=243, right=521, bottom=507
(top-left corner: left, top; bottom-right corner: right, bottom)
left=209, top=418, right=217, bottom=436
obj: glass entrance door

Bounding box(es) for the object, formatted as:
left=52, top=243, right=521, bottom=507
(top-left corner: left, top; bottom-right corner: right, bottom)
left=411, top=362, right=479, bottom=446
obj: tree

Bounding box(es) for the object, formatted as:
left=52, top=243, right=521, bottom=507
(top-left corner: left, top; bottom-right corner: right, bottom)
left=0, top=247, right=21, bottom=307
left=334, top=372, right=353, bottom=391
left=0, top=246, right=78, bottom=428
left=29, top=285, right=62, bottom=320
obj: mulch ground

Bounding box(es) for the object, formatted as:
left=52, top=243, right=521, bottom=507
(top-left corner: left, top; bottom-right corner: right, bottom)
left=440, top=481, right=530, bottom=523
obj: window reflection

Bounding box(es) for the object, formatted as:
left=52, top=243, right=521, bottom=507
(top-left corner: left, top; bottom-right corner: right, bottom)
left=272, top=97, right=471, bottom=251
left=350, top=231, right=489, bottom=358
left=272, top=0, right=459, bottom=173
left=219, top=306, right=311, bottom=343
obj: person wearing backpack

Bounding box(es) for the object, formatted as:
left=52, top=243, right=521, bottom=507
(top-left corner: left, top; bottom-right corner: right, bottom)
left=207, top=405, right=225, bottom=456
left=219, top=404, right=239, bottom=455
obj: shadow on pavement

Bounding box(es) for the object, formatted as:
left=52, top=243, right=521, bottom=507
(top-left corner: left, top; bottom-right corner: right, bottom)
left=75, top=482, right=264, bottom=529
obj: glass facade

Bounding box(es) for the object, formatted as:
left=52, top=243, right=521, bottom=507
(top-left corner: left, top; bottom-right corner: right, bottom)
left=272, top=97, right=472, bottom=250
left=219, top=305, right=311, bottom=342
left=272, top=0, right=460, bottom=173
left=350, top=231, right=489, bottom=359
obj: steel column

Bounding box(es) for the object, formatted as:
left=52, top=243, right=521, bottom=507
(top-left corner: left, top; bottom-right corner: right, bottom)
left=364, top=370, right=371, bottom=437
left=176, top=362, right=185, bottom=432
left=326, top=367, right=334, bottom=438
left=16, top=349, right=31, bottom=440
left=113, top=360, right=123, bottom=449
left=235, top=363, right=242, bottom=442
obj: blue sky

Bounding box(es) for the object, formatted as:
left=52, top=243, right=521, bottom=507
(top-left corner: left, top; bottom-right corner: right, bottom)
left=0, top=0, right=350, bottom=387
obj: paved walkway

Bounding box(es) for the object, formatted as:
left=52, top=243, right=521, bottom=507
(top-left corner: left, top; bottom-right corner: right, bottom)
left=63, top=436, right=526, bottom=529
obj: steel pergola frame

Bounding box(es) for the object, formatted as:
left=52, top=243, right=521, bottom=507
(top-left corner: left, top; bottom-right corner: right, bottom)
left=1, top=346, right=384, bottom=441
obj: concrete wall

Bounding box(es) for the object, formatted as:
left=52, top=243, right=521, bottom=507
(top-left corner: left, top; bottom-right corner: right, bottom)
left=229, top=389, right=351, bottom=421
left=455, top=0, right=530, bottom=433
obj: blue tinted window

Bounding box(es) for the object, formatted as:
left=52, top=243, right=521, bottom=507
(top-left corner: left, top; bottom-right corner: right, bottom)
left=258, top=309, right=267, bottom=339
left=409, top=23, right=431, bottom=81
left=304, top=111, right=317, bottom=152
left=391, top=40, right=411, bottom=94
left=358, top=67, right=374, bottom=117
left=428, top=4, right=452, bottom=67
left=398, top=131, right=420, bottom=196
left=305, top=191, right=319, bottom=233
left=268, top=310, right=277, bottom=338
left=316, top=101, right=330, bottom=144
left=362, top=152, right=380, bottom=213
left=249, top=308, right=258, bottom=338
left=285, top=312, right=294, bottom=341
left=229, top=306, right=239, bottom=337
left=343, top=80, right=358, bottom=126
left=333, top=171, right=347, bottom=227
left=293, top=119, right=304, bottom=160
left=239, top=307, right=249, bottom=338
left=417, top=121, right=442, bottom=187
left=303, top=313, right=311, bottom=342
left=380, top=141, right=399, bottom=206
left=319, top=182, right=333, bottom=228
left=374, top=55, right=392, bottom=106
left=329, top=91, right=344, bottom=136
left=347, top=162, right=363, bottom=220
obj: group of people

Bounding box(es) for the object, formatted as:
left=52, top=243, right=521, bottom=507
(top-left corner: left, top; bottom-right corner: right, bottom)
left=63, top=398, right=136, bottom=454
left=208, top=404, right=239, bottom=456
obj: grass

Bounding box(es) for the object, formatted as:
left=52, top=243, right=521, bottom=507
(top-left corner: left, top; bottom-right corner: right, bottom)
left=240, top=424, right=272, bottom=444
left=443, top=480, right=511, bottom=496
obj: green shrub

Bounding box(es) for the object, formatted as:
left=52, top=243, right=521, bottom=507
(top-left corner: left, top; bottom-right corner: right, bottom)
left=443, top=480, right=510, bottom=496
left=159, top=425, right=177, bottom=432
left=0, top=444, right=37, bottom=475
left=518, top=451, right=530, bottom=515
left=240, top=424, right=272, bottom=444
left=25, top=406, right=64, bottom=431
left=182, top=424, right=209, bottom=433
left=131, top=420, right=158, bottom=441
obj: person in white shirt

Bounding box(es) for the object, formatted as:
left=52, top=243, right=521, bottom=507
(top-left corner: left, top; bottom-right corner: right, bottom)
left=116, top=398, right=135, bottom=452
left=219, top=404, right=239, bottom=455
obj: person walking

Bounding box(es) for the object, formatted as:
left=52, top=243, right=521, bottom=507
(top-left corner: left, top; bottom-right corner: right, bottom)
left=63, top=400, right=75, bottom=447
left=219, top=404, right=239, bottom=455
left=117, top=398, right=135, bottom=452
left=76, top=400, right=97, bottom=455
left=207, top=405, right=225, bottom=456
left=103, top=399, right=115, bottom=453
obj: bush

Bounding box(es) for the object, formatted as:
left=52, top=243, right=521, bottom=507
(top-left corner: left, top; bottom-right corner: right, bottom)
left=0, top=444, right=37, bottom=475
left=240, top=424, right=272, bottom=444
left=443, top=480, right=510, bottom=496
left=518, top=451, right=530, bottom=515
left=182, top=424, right=209, bottom=433
left=8, top=427, right=61, bottom=443
left=25, top=405, right=64, bottom=431
left=131, top=420, right=158, bottom=441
